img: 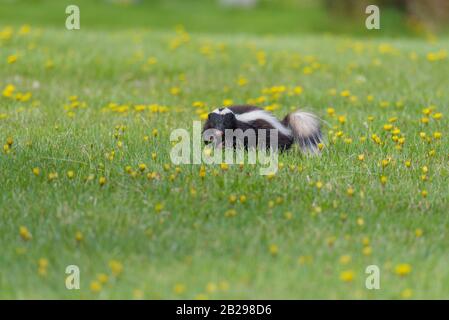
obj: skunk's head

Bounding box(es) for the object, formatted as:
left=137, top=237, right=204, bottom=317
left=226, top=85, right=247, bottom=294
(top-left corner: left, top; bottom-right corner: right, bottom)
left=202, top=108, right=236, bottom=146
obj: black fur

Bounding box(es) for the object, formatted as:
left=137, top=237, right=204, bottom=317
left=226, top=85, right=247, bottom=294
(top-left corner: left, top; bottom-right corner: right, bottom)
left=202, top=106, right=294, bottom=151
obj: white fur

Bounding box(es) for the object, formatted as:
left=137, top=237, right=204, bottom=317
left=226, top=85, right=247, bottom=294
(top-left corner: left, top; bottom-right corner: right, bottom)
left=288, top=110, right=321, bottom=154
left=212, top=108, right=233, bottom=115
left=234, top=110, right=292, bottom=136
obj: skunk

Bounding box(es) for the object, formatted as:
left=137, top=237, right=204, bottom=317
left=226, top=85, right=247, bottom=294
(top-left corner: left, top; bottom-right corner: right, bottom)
left=202, top=105, right=322, bottom=154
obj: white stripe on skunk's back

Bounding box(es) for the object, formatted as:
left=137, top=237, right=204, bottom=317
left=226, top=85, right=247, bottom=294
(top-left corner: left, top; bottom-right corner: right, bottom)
left=234, top=110, right=292, bottom=136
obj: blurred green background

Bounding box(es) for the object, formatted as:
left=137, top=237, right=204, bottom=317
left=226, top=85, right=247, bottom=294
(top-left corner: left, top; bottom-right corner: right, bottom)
left=1, top=0, right=448, bottom=37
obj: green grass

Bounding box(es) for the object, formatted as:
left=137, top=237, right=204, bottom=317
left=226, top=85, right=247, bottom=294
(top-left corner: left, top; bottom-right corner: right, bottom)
left=0, top=0, right=418, bottom=36
left=1, top=2, right=449, bottom=299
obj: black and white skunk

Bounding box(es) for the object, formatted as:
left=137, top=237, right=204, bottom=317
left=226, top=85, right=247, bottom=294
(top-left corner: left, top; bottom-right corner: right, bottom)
left=202, top=105, right=322, bottom=154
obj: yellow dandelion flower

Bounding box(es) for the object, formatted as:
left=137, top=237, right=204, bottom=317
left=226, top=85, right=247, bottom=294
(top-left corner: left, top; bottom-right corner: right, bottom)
left=206, top=282, right=217, bottom=293
left=19, top=226, right=32, bottom=241
left=415, top=228, right=423, bottom=237
left=32, top=167, right=40, bottom=176
left=75, top=231, right=83, bottom=242
left=170, top=87, right=181, bottom=95
left=109, top=260, right=123, bottom=276
left=340, top=90, right=351, bottom=97
left=284, top=211, right=293, bottom=220
left=395, top=263, right=412, bottom=276
left=173, top=283, right=186, bottom=294
left=48, top=172, right=58, bottom=181
left=268, top=244, right=279, bottom=256
left=38, top=258, right=49, bottom=268
left=346, top=187, right=355, bottom=197
left=224, top=209, right=237, bottom=217
left=357, top=217, right=364, bottom=226
left=7, top=54, right=18, bottom=64
left=338, top=115, right=346, bottom=124
left=339, top=255, right=351, bottom=265
left=433, top=132, right=442, bottom=139
left=154, top=202, right=164, bottom=213
left=90, top=281, right=102, bottom=293
left=401, top=288, right=413, bottom=299
left=327, top=107, right=335, bottom=116
left=362, top=246, right=372, bottom=256
left=340, top=270, right=355, bottom=282
left=97, top=273, right=109, bottom=284
left=99, top=176, right=106, bottom=186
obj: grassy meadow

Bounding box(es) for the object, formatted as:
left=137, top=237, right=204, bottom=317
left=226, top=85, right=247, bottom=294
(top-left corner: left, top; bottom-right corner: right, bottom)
left=1, top=0, right=448, bottom=299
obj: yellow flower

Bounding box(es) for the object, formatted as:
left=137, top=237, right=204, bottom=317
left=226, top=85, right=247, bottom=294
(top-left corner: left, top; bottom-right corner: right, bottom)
left=357, top=154, right=365, bottom=161
left=315, top=181, right=323, bottom=189
left=90, top=281, right=102, bottom=293
left=2, top=84, right=15, bottom=97
left=346, top=187, right=355, bottom=197
left=339, top=255, right=351, bottom=265
left=224, top=209, right=237, bottom=217
left=415, top=228, right=423, bottom=237
left=268, top=244, right=279, bottom=256
left=421, top=190, right=428, bottom=198
left=220, top=163, right=229, bottom=171
left=380, top=175, right=387, bottom=185
left=109, top=260, right=123, bottom=276
left=173, top=283, right=186, bottom=294
left=395, top=263, right=412, bottom=276
left=293, top=86, right=303, bottom=95
left=98, top=176, right=106, bottom=186
left=97, top=273, right=109, bottom=284
left=67, top=170, right=75, bottom=179
left=19, top=226, right=32, bottom=241
left=206, top=282, right=217, bottom=293
left=237, top=77, right=248, bottom=86
left=7, top=54, right=18, bottom=64
left=223, top=99, right=233, bottom=106
left=154, top=202, right=164, bottom=213
left=362, top=246, right=372, bottom=256
left=133, top=289, right=144, bottom=299
left=239, top=195, right=247, bottom=203
left=138, top=163, right=147, bottom=172
left=340, top=270, right=355, bottom=282
left=75, top=231, right=83, bottom=242
left=401, top=288, right=413, bottom=299
left=38, top=258, right=49, bottom=268
left=228, top=195, right=237, bottom=204
left=170, top=87, right=180, bottom=95
left=32, top=167, right=40, bottom=176
left=284, top=211, right=293, bottom=220
left=340, top=90, right=351, bottom=97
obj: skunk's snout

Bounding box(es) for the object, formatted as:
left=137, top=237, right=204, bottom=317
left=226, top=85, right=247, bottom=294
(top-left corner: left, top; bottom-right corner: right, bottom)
left=203, top=129, right=223, bottom=145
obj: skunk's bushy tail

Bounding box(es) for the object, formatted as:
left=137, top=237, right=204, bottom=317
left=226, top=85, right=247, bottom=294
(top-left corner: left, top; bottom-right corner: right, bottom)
left=283, top=110, right=322, bottom=154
